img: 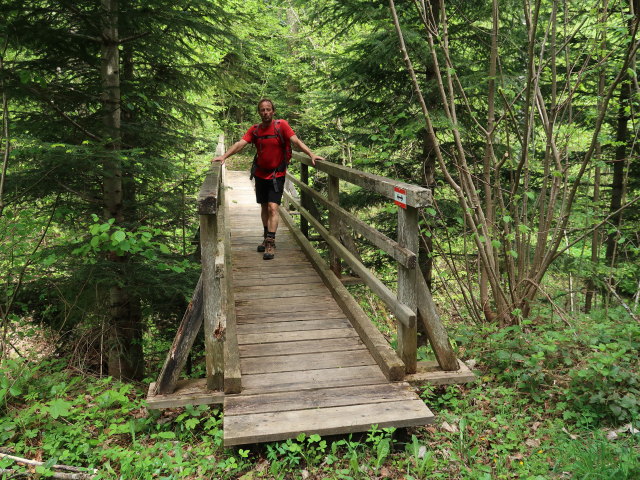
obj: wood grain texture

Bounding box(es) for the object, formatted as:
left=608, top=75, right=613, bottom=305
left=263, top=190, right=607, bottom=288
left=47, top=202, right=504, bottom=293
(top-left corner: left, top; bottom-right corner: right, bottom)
left=219, top=170, right=435, bottom=446
left=234, top=275, right=323, bottom=287
left=233, top=283, right=328, bottom=301
left=238, top=337, right=365, bottom=358
left=224, top=400, right=434, bottom=446
left=236, top=318, right=349, bottom=334
left=278, top=207, right=405, bottom=381
left=240, top=349, right=374, bottom=374
left=198, top=165, right=221, bottom=215
left=237, top=328, right=358, bottom=345
left=404, top=359, right=475, bottom=385
left=234, top=296, right=336, bottom=315
left=416, top=271, right=460, bottom=371
left=236, top=309, right=347, bottom=324
left=222, top=176, right=242, bottom=394
left=240, top=365, right=388, bottom=394
left=200, top=213, right=224, bottom=390
left=147, top=379, right=224, bottom=409
left=225, top=383, right=419, bottom=416
left=397, top=205, right=418, bottom=374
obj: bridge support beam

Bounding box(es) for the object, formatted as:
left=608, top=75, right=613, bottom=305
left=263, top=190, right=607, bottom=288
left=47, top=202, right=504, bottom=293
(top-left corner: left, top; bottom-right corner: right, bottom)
left=397, top=205, right=418, bottom=374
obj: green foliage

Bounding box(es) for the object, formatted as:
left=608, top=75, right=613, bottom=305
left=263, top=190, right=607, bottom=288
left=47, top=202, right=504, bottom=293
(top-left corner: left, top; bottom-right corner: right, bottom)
left=0, top=358, right=233, bottom=479
left=2, top=346, right=639, bottom=479
left=459, top=307, right=640, bottom=426
left=2, top=0, right=640, bottom=477
left=565, top=315, right=640, bottom=425
left=71, top=214, right=190, bottom=276
left=552, top=432, right=640, bottom=479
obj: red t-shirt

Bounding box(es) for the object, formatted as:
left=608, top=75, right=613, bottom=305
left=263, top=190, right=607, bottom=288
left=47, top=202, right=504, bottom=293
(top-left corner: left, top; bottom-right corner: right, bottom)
left=242, top=120, right=295, bottom=179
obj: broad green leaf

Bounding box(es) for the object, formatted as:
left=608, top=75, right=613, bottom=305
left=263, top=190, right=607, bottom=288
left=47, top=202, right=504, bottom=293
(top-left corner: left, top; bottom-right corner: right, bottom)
left=111, top=230, right=126, bottom=243
left=48, top=399, right=72, bottom=419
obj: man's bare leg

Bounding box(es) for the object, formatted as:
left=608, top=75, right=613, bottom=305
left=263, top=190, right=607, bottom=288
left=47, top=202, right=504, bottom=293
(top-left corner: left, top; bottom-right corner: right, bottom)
left=263, top=202, right=279, bottom=260
left=261, top=203, right=269, bottom=231
left=267, top=202, right=279, bottom=233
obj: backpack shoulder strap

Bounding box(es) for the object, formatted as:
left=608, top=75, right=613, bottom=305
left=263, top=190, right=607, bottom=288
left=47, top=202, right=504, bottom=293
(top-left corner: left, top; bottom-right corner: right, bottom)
left=274, top=120, right=283, bottom=144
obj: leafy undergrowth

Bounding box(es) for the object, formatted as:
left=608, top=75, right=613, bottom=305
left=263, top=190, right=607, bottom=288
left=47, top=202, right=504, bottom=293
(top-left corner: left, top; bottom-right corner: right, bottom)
left=1, top=307, right=639, bottom=479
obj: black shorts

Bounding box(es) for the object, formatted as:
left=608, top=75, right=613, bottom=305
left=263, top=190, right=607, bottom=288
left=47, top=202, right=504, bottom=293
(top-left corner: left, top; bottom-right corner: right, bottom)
left=255, top=175, right=286, bottom=205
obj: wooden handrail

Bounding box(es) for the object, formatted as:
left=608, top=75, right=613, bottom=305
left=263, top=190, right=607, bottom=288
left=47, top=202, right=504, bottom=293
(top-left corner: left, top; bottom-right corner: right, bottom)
left=220, top=166, right=241, bottom=393
left=289, top=153, right=459, bottom=373
left=284, top=192, right=416, bottom=328
left=154, top=163, right=230, bottom=395
left=198, top=163, right=222, bottom=214
left=199, top=164, right=224, bottom=390
left=292, top=152, right=432, bottom=208
left=287, top=173, right=417, bottom=268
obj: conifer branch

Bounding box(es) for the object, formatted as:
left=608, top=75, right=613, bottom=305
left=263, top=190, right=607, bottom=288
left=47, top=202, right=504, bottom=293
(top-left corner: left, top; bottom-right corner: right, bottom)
left=55, top=179, right=102, bottom=204
left=27, top=87, right=102, bottom=141
left=1, top=195, right=59, bottom=363
left=119, top=32, right=151, bottom=44
left=67, top=32, right=101, bottom=43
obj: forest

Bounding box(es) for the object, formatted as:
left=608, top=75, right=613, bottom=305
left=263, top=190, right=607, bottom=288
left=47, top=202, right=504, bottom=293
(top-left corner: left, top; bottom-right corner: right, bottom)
left=0, top=0, right=639, bottom=478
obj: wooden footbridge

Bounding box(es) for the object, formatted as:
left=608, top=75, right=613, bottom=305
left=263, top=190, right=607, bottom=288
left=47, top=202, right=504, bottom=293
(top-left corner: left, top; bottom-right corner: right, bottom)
left=147, top=153, right=473, bottom=446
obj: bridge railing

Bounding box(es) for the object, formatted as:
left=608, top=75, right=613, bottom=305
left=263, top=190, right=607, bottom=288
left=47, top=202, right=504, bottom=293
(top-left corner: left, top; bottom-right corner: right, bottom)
left=282, top=153, right=459, bottom=378
left=154, top=163, right=240, bottom=396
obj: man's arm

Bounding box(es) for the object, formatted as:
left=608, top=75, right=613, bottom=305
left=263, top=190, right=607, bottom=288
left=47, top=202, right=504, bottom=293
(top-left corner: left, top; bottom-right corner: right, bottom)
left=212, top=139, right=249, bottom=164
left=290, top=135, right=324, bottom=166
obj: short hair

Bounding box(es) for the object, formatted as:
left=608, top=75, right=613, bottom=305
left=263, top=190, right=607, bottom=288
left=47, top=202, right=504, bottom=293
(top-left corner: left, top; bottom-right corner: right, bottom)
left=257, top=98, right=275, bottom=111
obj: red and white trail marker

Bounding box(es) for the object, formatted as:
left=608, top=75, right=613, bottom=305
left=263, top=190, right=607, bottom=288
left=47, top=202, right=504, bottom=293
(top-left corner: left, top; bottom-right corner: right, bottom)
left=394, top=187, right=407, bottom=209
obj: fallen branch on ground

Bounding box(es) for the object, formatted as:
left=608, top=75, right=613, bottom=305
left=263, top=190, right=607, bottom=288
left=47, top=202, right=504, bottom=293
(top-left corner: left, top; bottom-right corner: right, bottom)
left=0, top=453, right=97, bottom=480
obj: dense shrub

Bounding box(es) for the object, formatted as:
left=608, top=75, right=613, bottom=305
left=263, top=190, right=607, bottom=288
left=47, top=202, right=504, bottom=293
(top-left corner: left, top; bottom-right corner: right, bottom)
left=460, top=307, right=640, bottom=426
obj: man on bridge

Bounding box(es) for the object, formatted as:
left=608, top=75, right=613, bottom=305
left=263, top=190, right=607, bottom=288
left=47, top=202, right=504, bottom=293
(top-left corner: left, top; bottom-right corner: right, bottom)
left=213, top=98, right=324, bottom=260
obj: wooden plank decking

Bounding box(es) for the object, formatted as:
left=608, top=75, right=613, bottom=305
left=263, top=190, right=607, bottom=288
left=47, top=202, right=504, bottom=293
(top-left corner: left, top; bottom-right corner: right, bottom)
left=223, top=171, right=434, bottom=446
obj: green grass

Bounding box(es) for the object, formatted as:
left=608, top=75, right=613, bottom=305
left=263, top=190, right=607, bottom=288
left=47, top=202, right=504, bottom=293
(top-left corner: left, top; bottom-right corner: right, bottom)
left=1, top=305, right=638, bottom=479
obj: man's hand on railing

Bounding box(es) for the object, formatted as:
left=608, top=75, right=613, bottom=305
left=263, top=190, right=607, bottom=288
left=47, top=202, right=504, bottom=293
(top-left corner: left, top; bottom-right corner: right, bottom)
left=212, top=139, right=248, bottom=165
left=309, top=154, right=324, bottom=167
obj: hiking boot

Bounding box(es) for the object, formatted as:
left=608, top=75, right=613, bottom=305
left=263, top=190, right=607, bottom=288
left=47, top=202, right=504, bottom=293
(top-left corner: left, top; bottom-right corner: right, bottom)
left=257, top=238, right=266, bottom=252
left=263, top=237, right=275, bottom=260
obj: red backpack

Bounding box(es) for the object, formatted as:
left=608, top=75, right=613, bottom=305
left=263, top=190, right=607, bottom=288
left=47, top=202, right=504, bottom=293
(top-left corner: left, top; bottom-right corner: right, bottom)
left=249, top=120, right=292, bottom=191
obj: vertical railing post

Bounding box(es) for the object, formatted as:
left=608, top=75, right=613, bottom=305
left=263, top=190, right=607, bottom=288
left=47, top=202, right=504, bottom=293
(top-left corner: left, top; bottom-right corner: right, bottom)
left=397, top=204, right=418, bottom=374
left=198, top=166, right=225, bottom=390
left=300, top=162, right=309, bottom=238
left=327, top=173, right=342, bottom=277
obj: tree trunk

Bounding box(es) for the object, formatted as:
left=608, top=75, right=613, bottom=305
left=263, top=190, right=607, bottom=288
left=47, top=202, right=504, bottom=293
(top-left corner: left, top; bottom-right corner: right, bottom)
left=585, top=0, right=608, bottom=312
left=480, top=0, right=499, bottom=322
left=121, top=44, right=137, bottom=222
left=101, top=0, right=143, bottom=380
left=417, top=0, right=440, bottom=293
left=605, top=80, right=630, bottom=263
left=420, top=128, right=436, bottom=292
left=286, top=7, right=301, bottom=123
left=0, top=52, right=9, bottom=220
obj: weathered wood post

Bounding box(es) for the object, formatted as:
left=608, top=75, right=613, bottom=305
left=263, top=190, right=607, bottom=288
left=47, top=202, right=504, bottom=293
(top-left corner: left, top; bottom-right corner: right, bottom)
left=327, top=173, right=341, bottom=277
left=154, top=274, right=204, bottom=395
left=198, top=164, right=225, bottom=390
left=397, top=204, right=418, bottom=374
left=300, top=162, right=309, bottom=238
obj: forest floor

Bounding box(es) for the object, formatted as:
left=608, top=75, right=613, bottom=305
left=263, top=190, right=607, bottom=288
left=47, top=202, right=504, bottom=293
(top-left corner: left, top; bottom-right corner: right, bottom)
left=1, top=303, right=638, bottom=479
